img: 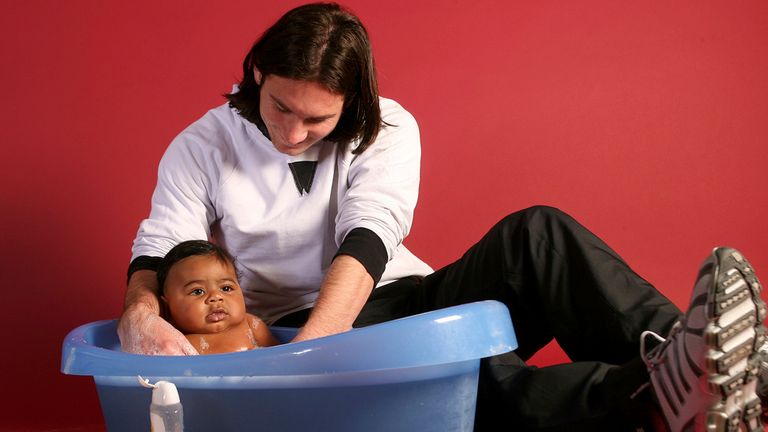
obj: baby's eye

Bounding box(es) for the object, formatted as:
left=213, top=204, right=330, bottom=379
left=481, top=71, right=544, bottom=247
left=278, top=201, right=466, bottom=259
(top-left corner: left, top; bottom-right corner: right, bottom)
left=190, top=288, right=205, bottom=296
left=222, top=285, right=234, bottom=292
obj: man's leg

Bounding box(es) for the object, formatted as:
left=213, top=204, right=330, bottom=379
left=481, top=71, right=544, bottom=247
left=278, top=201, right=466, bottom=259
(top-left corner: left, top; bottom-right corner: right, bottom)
left=359, top=206, right=682, bottom=430
left=413, top=205, right=682, bottom=363
left=474, top=351, right=658, bottom=431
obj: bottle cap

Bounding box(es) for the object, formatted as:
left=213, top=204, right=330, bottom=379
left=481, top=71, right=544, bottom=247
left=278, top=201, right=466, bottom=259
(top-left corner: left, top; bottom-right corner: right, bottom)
left=151, top=380, right=181, bottom=406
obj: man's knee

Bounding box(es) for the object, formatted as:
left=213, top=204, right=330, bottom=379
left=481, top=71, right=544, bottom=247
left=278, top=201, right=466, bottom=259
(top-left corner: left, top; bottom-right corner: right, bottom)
left=501, top=205, right=570, bottom=227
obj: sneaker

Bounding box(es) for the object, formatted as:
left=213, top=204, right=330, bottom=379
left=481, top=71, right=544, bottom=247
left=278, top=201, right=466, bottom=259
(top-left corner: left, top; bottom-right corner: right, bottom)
left=643, top=247, right=766, bottom=432
left=756, top=339, right=768, bottom=421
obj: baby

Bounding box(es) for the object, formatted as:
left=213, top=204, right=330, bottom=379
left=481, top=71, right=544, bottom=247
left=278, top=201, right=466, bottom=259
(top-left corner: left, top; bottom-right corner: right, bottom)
left=157, top=240, right=279, bottom=354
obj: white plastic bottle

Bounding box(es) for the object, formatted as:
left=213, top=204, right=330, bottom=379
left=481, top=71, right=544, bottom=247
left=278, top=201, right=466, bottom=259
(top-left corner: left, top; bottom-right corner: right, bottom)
left=139, top=376, right=184, bottom=432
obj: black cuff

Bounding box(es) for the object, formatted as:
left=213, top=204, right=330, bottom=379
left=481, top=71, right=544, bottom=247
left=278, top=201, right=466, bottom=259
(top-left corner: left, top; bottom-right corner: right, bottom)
left=127, top=255, right=163, bottom=283
left=334, top=227, right=388, bottom=285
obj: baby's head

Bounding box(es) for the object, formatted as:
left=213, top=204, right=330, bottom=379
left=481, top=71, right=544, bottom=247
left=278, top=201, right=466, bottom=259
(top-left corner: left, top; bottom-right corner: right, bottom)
left=157, top=240, right=247, bottom=335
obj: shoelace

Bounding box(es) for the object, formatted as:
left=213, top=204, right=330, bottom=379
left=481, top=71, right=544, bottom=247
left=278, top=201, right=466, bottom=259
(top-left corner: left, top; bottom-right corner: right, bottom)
left=630, top=321, right=683, bottom=400
left=640, top=321, right=682, bottom=370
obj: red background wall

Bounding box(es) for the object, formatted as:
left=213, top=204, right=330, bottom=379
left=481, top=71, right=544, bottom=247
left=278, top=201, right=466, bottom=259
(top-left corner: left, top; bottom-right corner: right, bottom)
left=1, top=1, right=766, bottom=430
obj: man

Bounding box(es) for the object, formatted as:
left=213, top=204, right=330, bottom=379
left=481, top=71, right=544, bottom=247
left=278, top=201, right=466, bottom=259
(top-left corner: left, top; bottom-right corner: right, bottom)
left=118, top=3, right=767, bottom=430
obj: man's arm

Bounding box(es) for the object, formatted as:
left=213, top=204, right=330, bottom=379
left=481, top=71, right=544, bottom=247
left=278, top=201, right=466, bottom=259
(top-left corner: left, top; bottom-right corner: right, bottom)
left=117, top=269, right=198, bottom=355
left=292, top=255, right=373, bottom=342
left=300, top=102, right=423, bottom=343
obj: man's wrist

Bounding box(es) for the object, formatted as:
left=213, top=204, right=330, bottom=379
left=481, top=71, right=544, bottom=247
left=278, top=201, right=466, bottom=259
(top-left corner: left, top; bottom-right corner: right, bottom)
left=124, top=269, right=161, bottom=311
left=122, top=299, right=160, bottom=317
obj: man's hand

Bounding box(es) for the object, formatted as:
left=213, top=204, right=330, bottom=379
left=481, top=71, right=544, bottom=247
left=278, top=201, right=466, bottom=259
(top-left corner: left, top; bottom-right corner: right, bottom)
left=292, top=254, right=373, bottom=343
left=118, top=302, right=198, bottom=355
left=119, top=268, right=198, bottom=355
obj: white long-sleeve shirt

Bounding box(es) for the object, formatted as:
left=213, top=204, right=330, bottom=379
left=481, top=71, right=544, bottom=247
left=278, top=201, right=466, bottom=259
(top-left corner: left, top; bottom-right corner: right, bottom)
left=132, top=97, right=433, bottom=323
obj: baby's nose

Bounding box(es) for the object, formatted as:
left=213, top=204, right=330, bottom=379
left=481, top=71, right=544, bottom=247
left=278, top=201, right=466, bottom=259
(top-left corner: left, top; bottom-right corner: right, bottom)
left=206, top=293, right=223, bottom=303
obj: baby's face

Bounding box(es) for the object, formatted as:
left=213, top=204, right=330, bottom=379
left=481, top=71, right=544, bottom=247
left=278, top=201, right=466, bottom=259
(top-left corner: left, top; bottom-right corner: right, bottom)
left=162, top=255, right=247, bottom=334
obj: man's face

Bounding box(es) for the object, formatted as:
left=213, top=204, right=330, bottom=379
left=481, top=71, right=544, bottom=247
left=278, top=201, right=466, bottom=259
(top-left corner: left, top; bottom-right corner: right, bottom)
left=161, top=255, right=247, bottom=335
left=258, top=73, right=345, bottom=156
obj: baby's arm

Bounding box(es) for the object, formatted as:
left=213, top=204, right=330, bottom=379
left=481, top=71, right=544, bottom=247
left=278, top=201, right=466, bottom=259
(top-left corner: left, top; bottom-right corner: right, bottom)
left=247, top=314, right=280, bottom=347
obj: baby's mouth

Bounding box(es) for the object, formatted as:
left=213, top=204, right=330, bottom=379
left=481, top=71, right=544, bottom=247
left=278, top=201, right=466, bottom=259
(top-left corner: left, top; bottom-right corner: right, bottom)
left=206, top=309, right=228, bottom=322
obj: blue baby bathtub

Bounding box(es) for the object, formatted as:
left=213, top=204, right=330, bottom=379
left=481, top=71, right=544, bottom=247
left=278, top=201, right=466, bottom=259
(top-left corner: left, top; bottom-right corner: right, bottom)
left=61, top=300, right=517, bottom=432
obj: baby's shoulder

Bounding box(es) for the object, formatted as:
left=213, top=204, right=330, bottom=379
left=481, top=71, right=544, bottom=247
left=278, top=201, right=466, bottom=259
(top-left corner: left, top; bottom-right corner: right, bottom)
left=245, top=313, right=267, bottom=329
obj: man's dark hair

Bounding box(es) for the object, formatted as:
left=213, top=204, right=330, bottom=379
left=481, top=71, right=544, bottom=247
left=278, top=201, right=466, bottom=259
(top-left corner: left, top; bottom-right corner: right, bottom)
left=225, top=2, right=383, bottom=154
left=157, top=240, right=237, bottom=295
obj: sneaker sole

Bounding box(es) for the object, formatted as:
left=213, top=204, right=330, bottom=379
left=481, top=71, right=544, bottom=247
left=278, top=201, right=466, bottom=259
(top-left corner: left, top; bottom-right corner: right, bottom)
left=704, top=248, right=766, bottom=432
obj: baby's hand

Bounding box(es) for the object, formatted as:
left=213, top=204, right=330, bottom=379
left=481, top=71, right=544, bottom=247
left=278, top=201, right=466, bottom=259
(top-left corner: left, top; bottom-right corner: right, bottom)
left=118, top=303, right=199, bottom=355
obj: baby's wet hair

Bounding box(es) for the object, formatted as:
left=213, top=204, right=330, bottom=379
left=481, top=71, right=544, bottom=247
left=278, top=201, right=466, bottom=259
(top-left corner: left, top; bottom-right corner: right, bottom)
left=157, top=240, right=239, bottom=295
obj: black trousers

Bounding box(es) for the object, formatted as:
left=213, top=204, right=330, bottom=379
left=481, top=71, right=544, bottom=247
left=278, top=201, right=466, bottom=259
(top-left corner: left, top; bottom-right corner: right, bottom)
left=278, top=206, right=684, bottom=431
